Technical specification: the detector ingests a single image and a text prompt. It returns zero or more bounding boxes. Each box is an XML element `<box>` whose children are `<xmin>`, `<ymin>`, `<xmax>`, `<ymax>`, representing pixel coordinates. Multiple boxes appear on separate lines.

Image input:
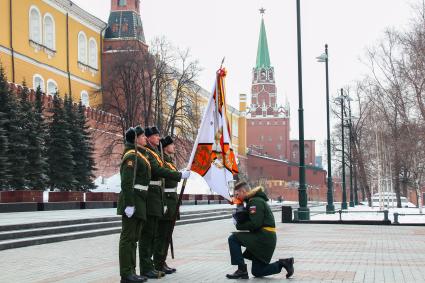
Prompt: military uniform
<box><xmin>227</xmin><ymin>186</ymin><xmax>294</xmax><ymax>279</ymax></box>
<box><xmin>139</xmin><ymin>142</ymin><xmax>182</xmax><ymax>276</ymax></box>
<box><xmin>118</xmin><ymin>143</ymin><xmax>151</xmax><ymax>281</ymax></box>
<box><xmin>153</xmin><ymin>152</ymin><xmax>179</xmax><ymax>272</ymax></box>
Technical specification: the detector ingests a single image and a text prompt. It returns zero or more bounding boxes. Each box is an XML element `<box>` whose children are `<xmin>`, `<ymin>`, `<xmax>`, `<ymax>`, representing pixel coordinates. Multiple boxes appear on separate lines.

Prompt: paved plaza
<box><xmin>1</xmin><ymin>212</ymin><xmax>425</xmax><ymax>283</ymax></box>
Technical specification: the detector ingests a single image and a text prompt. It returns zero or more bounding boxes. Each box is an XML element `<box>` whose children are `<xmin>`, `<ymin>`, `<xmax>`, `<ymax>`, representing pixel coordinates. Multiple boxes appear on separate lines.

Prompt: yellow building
<box><xmin>0</xmin><ymin>0</ymin><xmax>106</xmax><ymax>107</ymax></box>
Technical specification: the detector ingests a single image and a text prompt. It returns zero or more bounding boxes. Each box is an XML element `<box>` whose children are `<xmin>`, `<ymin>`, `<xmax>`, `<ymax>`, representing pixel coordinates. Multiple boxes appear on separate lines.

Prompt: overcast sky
<box><xmin>73</xmin><ymin>0</ymin><xmax>418</xmax><ymax>154</ymax></box>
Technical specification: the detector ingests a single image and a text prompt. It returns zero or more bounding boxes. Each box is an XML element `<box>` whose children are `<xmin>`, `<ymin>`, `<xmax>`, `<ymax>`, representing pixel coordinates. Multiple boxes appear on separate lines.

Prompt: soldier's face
<box><xmin>137</xmin><ymin>134</ymin><xmax>147</xmax><ymax>146</ymax></box>
<box><xmin>164</xmin><ymin>143</ymin><xmax>175</xmax><ymax>154</ymax></box>
<box><xmin>148</xmin><ymin>134</ymin><xmax>160</xmax><ymax>146</ymax></box>
<box><xmin>234</xmin><ymin>188</ymin><xmax>247</xmax><ymax>201</ymax></box>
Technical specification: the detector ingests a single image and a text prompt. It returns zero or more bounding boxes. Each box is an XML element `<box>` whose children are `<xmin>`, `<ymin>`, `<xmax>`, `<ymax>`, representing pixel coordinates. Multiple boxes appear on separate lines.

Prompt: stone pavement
<box><xmin>1</xmin><ymin>214</ymin><xmax>424</xmax><ymax>283</ymax></box>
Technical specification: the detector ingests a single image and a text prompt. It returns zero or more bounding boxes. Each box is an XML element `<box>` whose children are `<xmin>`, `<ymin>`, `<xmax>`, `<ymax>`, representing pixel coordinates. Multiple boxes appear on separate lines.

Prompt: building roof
<box><xmin>51</xmin><ymin>0</ymin><xmax>107</xmax><ymax>31</ymax></box>
<box><xmin>104</xmin><ymin>11</ymin><xmax>145</xmax><ymax>42</ymax></box>
<box><xmin>255</xmin><ymin>17</ymin><xmax>271</xmax><ymax>69</ymax></box>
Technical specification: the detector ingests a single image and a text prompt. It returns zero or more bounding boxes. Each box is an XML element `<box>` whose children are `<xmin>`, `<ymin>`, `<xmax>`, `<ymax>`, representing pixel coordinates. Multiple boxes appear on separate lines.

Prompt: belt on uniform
<box><xmin>164</xmin><ymin>187</ymin><xmax>177</xmax><ymax>193</ymax></box>
<box><xmin>134</xmin><ymin>184</ymin><xmax>148</xmax><ymax>191</ymax></box>
<box><xmin>149</xmin><ymin>180</ymin><xmax>162</xmax><ymax>186</ymax></box>
<box><xmin>262</xmin><ymin>226</ymin><xmax>276</xmax><ymax>233</ymax></box>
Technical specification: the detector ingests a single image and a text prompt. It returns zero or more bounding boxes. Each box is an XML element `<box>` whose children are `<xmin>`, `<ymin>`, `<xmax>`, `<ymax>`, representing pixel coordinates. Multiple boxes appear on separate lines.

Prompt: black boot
<box><xmin>120</xmin><ymin>274</ymin><xmax>146</xmax><ymax>283</ymax></box>
<box><xmin>226</xmin><ymin>264</ymin><xmax>249</xmax><ymax>279</ymax></box>
<box><xmin>143</xmin><ymin>269</ymin><xmax>165</xmax><ymax>279</ymax></box>
<box><xmin>278</xmin><ymin>257</ymin><xmax>294</xmax><ymax>279</ymax></box>
<box><xmin>159</xmin><ymin>262</ymin><xmax>176</xmax><ymax>274</ymax></box>
<box><xmin>164</xmin><ymin>262</ymin><xmax>176</xmax><ymax>273</ymax></box>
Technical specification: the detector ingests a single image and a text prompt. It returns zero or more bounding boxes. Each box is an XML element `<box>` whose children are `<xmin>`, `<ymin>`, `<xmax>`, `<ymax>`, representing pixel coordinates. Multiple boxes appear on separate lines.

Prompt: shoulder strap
<box><xmin>122</xmin><ymin>150</ymin><xmax>151</xmax><ymax>170</ymax></box>
<box><xmin>165</xmin><ymin>161</ymin><xmax>177</xmax><ymax>171</ymax></box>
<box><xmin>145</xmin><ymin>147</ymin><xmax>164</xmax><ymax>167</ymax></box>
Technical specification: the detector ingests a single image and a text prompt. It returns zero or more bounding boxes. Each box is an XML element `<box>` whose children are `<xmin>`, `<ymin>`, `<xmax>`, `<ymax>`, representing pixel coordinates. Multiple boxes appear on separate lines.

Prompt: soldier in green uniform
<box><xmin>139</xmin><ymin>127</ymin><xmax>191</xmax><ymax>278</ymax></box>
<box><xmin>226</xmin><ymin>182</ymin><xmax>295</xmax><ymax>280</ymax></box>
<box><xmin>153</xmin><ymin>135</ymin><xmax>179</xmax><ymax>274</ymax></box>
<box><xmin>118</xmin><ymin>126</ymin><xmax>150</xmax><ymax>283</ymax></box>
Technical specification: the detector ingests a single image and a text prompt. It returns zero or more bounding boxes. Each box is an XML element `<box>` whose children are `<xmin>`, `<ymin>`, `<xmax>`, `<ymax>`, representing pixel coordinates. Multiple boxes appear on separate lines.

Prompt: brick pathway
<box><xmin>1</xmin><ymin>215</ymin><xmax>424</xmax><ymax>282</ymax></box>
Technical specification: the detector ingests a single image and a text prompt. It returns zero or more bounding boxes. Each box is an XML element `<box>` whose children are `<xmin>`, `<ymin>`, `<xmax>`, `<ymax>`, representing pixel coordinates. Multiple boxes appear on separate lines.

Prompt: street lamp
<box><xmin>296</xmin><ymin>0</ymin><xmax>310</xmax><ymax>220</ymax></box>
<box><xmin>316</xmin><ymin>44</ymin><xmax>335</xmax><ymax>214</ymax></box>
<box><xmin>337</xmin><ymin>88</ymin><xmax>348</xmax><ymax>209</ymax></box>
<box><xmin>346</xmin><ymin>96</ymin><xmax>355</xmax><ymax>207</ymax></box>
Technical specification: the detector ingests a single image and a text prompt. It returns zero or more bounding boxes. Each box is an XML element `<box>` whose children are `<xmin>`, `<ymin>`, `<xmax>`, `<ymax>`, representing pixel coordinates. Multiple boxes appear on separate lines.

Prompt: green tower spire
<box><xmin>256</xmin><ymin>11</ymin><xmax>271</xmax><ymax>69</ymax></box>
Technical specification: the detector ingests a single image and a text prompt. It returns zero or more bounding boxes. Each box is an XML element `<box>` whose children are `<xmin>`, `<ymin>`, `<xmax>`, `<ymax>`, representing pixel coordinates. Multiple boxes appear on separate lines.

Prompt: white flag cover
<box><xmin>187</xmin><ymin>68</ymin><xmax>239</xmax><ymax>201</ymax></box>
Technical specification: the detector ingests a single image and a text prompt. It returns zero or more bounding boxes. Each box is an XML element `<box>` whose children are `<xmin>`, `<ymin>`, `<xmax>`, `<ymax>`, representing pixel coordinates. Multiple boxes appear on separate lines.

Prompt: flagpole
<box><xmin>187</xmin><ymin>58</ymin><xmax>225</xmax><ymax>168</ymax></box>
<box><xmin>163</xmin><ymin>62</ymin><xmax>225</xmax><ymax>263</ymax></box>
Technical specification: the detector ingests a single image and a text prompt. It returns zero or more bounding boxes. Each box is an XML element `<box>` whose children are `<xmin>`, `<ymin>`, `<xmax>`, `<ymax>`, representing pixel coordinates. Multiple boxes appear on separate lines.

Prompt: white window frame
<box><xmin>29</xmin><ymin>6</ymin><xmax>42</xmax><ymax>44</ymax></box>
<box><xmin>43</xmin><ymin>13</ymin><xmax>56</xmax><ymax>51</ymax></box>
<box><xmin>80</xmin><ymin>91</ymin><xmax>90</xmax><ymax>107</ymax></box>
<box><xmin>88</xmin><ymin>38</ymin><xmax>98</xmax><ymax>69</ymax></box>
<box><xmin>33</xmin><ymin>74</ymin><xmax>45</xmax><ymax>92</ymax></box>
<box><xmin>46</xmin><ymin>79</ymin><xmax>58</xmax><ymax>96</ymax></box>
<box><xmin>78</xmin><ymin>31</ymin><xmax>88</xmax><ymax>64</ymax></box>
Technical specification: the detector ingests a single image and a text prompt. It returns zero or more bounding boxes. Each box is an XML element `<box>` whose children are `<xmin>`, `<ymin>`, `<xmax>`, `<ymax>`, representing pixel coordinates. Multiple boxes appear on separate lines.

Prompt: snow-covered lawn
<box><xmin>310</xmin><ymin>204</ymin><xmax>425</xmax><ymax>224</ymax></box>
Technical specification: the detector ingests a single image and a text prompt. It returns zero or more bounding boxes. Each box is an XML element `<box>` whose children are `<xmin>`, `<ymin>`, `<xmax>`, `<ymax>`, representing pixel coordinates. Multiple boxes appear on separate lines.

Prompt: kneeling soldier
<box><xmin>226</xmin><ymin>182</ymin><xmax>294</xmax><ymax>279</ymax></box>
<box><xmin>118</xmin><ymin>126</ymin><xmax>150</xmax><ymax>283</ymax></box>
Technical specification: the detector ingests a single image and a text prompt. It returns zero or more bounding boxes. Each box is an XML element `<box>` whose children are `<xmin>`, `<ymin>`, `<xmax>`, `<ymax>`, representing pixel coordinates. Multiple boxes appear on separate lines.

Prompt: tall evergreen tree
<box><xmin>0</xmin><ymin>65</ymin><xmax>11</xmax><ymax>189</ymax></box>
<box><xmin>20</xmin><ymin>85</ymin><xmax>49</xmax><ymax>190</ymax></box>
<box><xmin>64</xmin><ymin>95</ymin><xmax>95</xmax><ymax>191</ymax></box>
<box><xmin>0</xmin><ymin>68</ymin><xmax>28</xmax><ymax>189</ymax></box>
<box><xmin>46</xmin><ymin>94</ymin><xmax>76</xmax><ymax>190</ymax></box>
<box><xmin>76</xmin><ymin>100</ymin><xmax>96</xmax><ymax>190</ymax></box>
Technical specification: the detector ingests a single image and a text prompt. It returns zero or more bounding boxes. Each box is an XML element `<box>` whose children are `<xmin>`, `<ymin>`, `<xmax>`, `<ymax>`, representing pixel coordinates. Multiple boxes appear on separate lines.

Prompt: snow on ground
<box><xmin>311</xmin><ymin>204</ymin><xmax>425</xmax><ymax>224</ymax></box>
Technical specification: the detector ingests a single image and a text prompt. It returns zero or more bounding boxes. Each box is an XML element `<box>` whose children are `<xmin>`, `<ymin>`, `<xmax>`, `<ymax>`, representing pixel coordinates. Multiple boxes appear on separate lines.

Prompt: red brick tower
<box><xmin>246</xmin><ymin>9</ymin><xmax>290</xmax><ymax>160</ymax></box>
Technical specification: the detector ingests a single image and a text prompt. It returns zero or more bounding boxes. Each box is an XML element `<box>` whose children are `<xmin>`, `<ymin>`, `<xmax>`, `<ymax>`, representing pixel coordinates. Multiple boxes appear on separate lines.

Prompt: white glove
<box><xmin>125</xmin><ymin>206</ymin><xmax>135</xmax><ymax>218</ymax></box>
<box><xmin>180</xmin><ymin>169</ymin><xmax>191</xmax><ymax>179</ymax></box>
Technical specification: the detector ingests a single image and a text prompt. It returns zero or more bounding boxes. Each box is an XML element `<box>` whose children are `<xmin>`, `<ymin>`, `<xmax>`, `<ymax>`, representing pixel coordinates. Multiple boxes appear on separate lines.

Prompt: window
<box><xmin>47</xmin><ymin>79</ymin><xmax>58</xmax><ymax>96</ymax></box>
<box><xmin>279</xmin><ymin>135</ymin><xmax>283</xmax><ymax>141</ymax></box>
<box><xmin>29</xmin><ymin>6</ymin><xmax>42</xmax><ymax>43</ymax></box>
<box><xmin>88</xmin><ymin>38</ymin><xmax>98</xmax><ymax>69</ymax></box>
<box><xmin>260</xmin><ymin>135</ymin><xmax>264</xmax><ymax>142</ymax></box>
<box><xmin>78</xmin><ymin>31</ymin><xmax>87</xmax><ymax>64</ymax></box>
<box><xmin>118</xmin><ymin>0</ymin><xmax>127</xmax><ymax>6</ymax></box>
<box><xmin>288</xmin><ymin>167</ymin><xmax>292</xmax><ymax>176</ymax></box>
<box><xmin>232</xmin><ymin>118</ymin><xmax>238</xmax><ymax>137</ymax></box>
<box><xmin>268</xmin><ymin>136</ymin><xmax>272</xmax><ymax>142</ymax></box>
<box><xmin>81</xmin><ymin>91</ymin><xmax>89</xmax><ymax>107</ymax></box>
<box><xmin>277</xmin><ymin>144</ymin><xmax>282</xmax><ymax>151</ymax></box>
<box><xmin>43</xmin><ymin>14</ymin><xmax>55</xmax><ymax>50</ymax></box>
<box><xmin>33</xmin><ymin>74</ymin><xmax>45</xmax><ymax>92</ymax></box>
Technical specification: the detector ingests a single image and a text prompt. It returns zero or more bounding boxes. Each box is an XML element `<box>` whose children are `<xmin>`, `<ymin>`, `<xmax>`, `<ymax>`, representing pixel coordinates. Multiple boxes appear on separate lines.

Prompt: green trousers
<box><xmin>153</xmin><ymin>219</ymin><xmax>174</xmax><ymax>269</ymax></box>
<box><xmin>139</xmin><ymin>215</ymin><xmax>159</xmax><ymax>274</ymax></box>
<box><xmin>119</xmin><ymin>216</ymin><xmax>144</xmax><ymax>277</ymax></box>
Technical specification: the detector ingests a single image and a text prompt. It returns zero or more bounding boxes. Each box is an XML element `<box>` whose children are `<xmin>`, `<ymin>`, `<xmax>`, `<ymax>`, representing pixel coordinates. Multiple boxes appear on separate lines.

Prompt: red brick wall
<box><xmin>247</xmin><ymin>117</ymin><xmax>290</xmax><ymax>160</ymax></box>
<box><xmin>247</xmin><ymin>154</ymin><xmax>326</xmax><ymax>187</ymax></box>
<box><xmin>289</xmin><ymin>140</ymin><xmax>316</xmax><ymax>166</ymax></box>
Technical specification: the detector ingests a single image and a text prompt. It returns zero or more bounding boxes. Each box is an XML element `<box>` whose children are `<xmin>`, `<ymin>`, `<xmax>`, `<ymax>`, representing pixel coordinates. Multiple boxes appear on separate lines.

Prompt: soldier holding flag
<box><xmin>139</xmin><ymin>126</ymin><xmax>190</xmax><ymax>278</ymax></box>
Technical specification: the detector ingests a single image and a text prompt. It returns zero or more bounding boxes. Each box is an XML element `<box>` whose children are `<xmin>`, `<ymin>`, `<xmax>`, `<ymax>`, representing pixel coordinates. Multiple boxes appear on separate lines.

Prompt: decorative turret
<box><xmin>250</xmin><ymin>9</ymin><xmax>288</xmax><ymax>118</ymax></box>
<box><xmin>104</xmin><ymin>0</ymin><xmax>145</xmax><ymax>43</ymax></box>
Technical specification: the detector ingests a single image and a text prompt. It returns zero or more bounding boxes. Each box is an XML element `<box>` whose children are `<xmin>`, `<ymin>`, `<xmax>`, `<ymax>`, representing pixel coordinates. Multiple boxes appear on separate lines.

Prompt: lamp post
<box><xmin>347</xmin><ymin>96</ymin><xmax>355</xmax><ymax>207</ymax></box>
<box><xmin>296</xmin><ymin>0</ymin><xmax>309</xmax><ymax>220</ymax></box>
<box><xmin>317</xmin><ymin>44</ymin><xmax>335</xmax><ymax>214</ymax></box>
<box><xmin>339</xmin><ymin>88</ymin><xmax>348</xmax><ymax>209</ymax></box>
